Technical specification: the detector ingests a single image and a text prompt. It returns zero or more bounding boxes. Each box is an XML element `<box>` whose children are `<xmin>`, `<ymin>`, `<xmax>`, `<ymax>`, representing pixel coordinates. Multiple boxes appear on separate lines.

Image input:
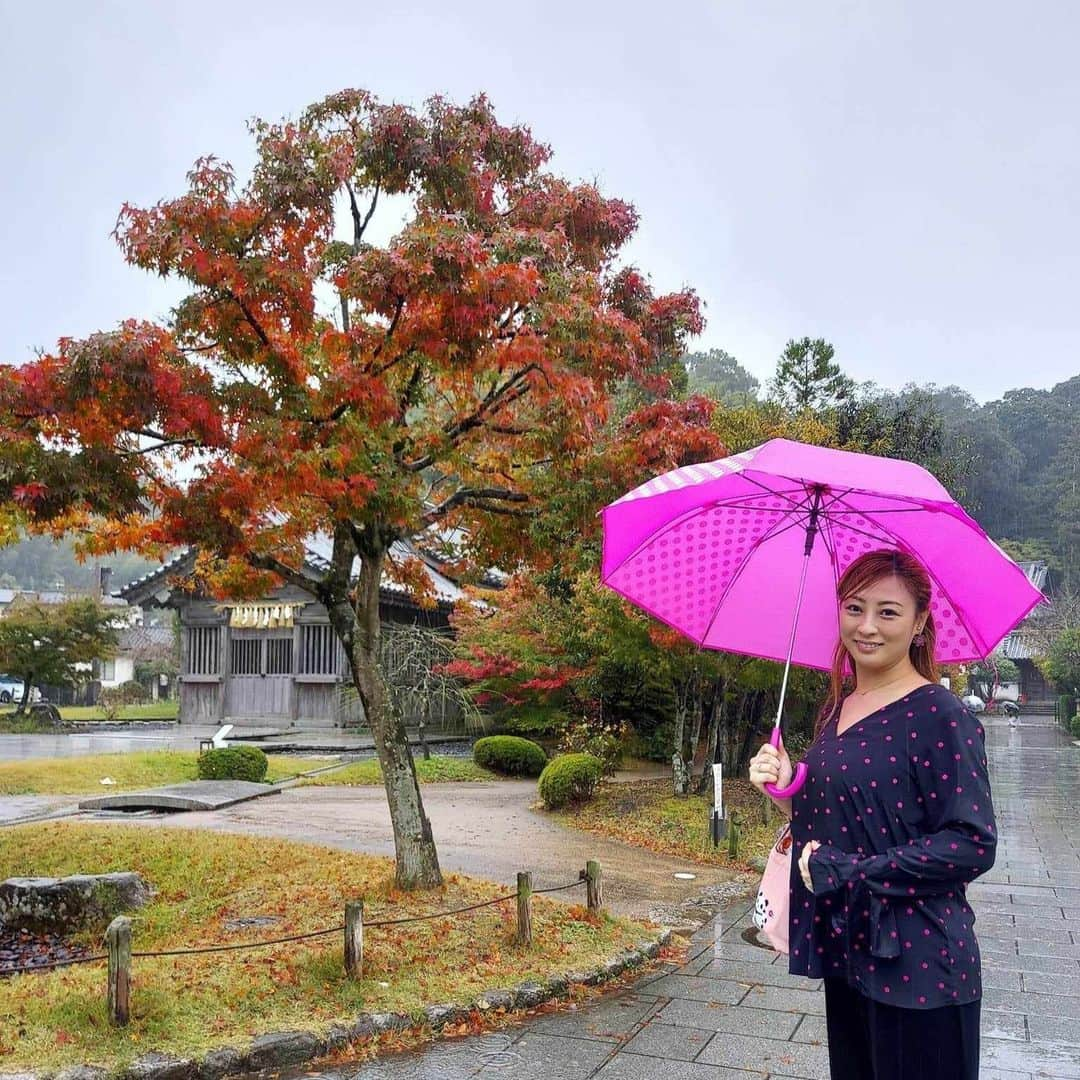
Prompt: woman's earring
<box><xmin>912</xmin><ymin>632</ymin><xmax>926</xmax><ymax>648</ymax></box>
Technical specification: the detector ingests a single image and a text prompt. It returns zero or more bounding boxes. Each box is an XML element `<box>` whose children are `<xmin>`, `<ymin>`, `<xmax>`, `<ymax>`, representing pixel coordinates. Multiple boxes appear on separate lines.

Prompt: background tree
<box><xmin>966</xmin><ymin>655</ymin><xmax>1021</xmax><ymax>701</ymax></box>
<box><xmin>683</xmin><ymin>348</ymin><xmax>760</xmax><ymax>404</ymax></box>
<box><xmin>0</xmin><ymin>598</ymin><xmax>118</xmax><ymax>712</ymax></box>
<box><xmin>0</xmin><ymin>90</ymin><xmax>703</xmax><ymax>889</ymax></box>
<box><xmin>1042</xmin><ymin>627</ymin><xmax>1080</xmax><ymax>698</ymax></box>
<box><xmin>767</xmin><ymin>337</ymin><xmax>854</xmax><ymax>411</ymax></box>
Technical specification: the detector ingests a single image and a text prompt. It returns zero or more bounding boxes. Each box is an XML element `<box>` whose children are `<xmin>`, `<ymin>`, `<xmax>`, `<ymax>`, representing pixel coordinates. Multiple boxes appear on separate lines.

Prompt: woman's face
<box><xmin>839</xmin><ymin>574</ymin><xmax>925</xmax><ymax>675</ymax></box>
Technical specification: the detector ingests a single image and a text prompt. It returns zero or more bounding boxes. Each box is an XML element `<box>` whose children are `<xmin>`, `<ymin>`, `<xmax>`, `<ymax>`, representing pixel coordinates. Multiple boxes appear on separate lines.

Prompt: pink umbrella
<box><xmin>601</xmin><ymin>438</ymin><xmax>1045</xmax><ymax>797</ymax></box>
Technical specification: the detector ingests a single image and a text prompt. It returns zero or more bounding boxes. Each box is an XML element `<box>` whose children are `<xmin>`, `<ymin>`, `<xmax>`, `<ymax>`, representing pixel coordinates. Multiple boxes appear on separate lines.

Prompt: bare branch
<box><xmin>403</xmin><ymin>369</ymin><xmax>538</xmax><ymax>473</ymax></box>
<box><xmin>371</xmin><ymin>294</ymin><xmax>406</xmax><ymax>367</ymax></box>
<box><xmin>423</xmin><ymin>485</ymin><xmax>530</xmax><ymax>523</ymax></box>
<box><xmin>120</xmin><ymin>438</ymin><xmax>199</xmax><ymax>457</ymax></box>
<box><xmin>347</xmin><ymin>179</ymin><xmax>380</xmax><ymax>252</ymax></box>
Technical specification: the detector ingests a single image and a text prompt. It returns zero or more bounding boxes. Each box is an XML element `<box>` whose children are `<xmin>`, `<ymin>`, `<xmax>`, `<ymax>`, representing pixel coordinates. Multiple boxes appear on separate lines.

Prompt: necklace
<box><xmin>850</xmin><ymin>671</ymin><xmax>914</xmax><ymax>698</ymax></box>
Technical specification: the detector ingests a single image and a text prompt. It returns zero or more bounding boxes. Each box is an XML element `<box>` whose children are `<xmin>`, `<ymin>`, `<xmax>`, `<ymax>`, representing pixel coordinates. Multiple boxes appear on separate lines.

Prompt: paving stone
<box><xmin>1026</xmin><ymin>1011</ymin><xmax>1080</xmax><ymax>1046</ymax></box>
<box><xmin>651</xmin><ymin>999</ymin><xmax>801</xmax><ymax>1039</ymax></box>
<box><xmin>981</xmin><ymin>1009</ymin><xmax>1028</xmax><ymax>1042</ymax></box>
<box><xmin>620</xmin><ymin>1021</ymin><xmax>714</xmax><ymax>1061</ymax></box>
<box><xmin>476</xmin><ymin>1031</ymin><xmax>613</xmax><ymax>1079</ymax></box>
<box><xmin>352</xmin><ymin>1039</ymin><xmax>482</xmax><ymax>1079</ymax></box>
<box><xmin>697</xmin><ymin>1031</ymin><xmax>831</xmax><ymax>1078</ymax></box>
<box><xmin>1009</xmin><ymin>917</ymin><xmax>1077</xmax><ymax>941</ymax></box>
<box><xmin>983</xmin><ymin>967</ymin><xmax>1024</xmax><ymax>991</ymax></box>
<box><xmin>1020</xmin><ymin>970</ymin><xmax>1080</xmax><ymax>996</ymax></box>
<box><xmin>790</xmin><ymin>1014</ymin><xmax>828</xmax><ymax>1045</ymax></box>
<box><xmin>694</xmin><ymin>958</ymin><xmax>822</xmax><ymax>991</ymax></box>
<box><xmin>983</xmin><ymin>986</ymin><xmax>1080</xmax><ymax>1018</ymax></box>
<box><xmin>525</xmin><ymin>993</ymin><xmax>659</xmax><ymax>1042</ymax></box>
<box><xmin>998</xmin><ymin>952</ymin><xmax>1080</xmax><ymax>975</ymax></box>
<box><xmin>643</xmin><ymin>974</ymin><xmax>751</xmax><ymax>1005</ymax></box>
<box><xmin>982</xmin><ymin>1035</ymin><xmax>1080</xmax><ymax>1079</ymax></box>
<box><xmin>1017</xmin><ymin>939</ymin><xmax>1080</xmax><ymax>959</ymax></box>
<box><xmin>595</xmin><ymin>1054</ymin><xmax>758</xmax><ymax>1079</ymax></box>
<box><xmin>736</xmin><ymin>983</ymin><xmax>827</xmax><ymax>1016</ymax></box>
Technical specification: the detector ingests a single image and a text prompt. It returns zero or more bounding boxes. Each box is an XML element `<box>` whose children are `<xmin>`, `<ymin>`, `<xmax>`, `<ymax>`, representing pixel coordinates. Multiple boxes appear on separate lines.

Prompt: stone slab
<box><xmin>78</xmin><ymin>780</ymin><xmax>281</xmax><ymax>812</ymax></box>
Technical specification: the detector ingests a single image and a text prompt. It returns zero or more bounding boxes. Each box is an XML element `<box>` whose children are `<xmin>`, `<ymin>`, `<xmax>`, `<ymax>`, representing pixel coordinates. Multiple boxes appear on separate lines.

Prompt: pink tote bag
<box><xmin>752</xmin><ymin>823</ymin><xmax>793</xmax><ymax>954</ymax></box>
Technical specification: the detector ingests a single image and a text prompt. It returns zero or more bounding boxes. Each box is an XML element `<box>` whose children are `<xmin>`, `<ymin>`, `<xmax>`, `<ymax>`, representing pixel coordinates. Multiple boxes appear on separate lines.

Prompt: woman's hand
<box><xmin>798</xmin><ymin>841</ymin><xmax>822</xmax><ymax>890</ymax></box>
<box><xmin>748</xmin><ymin>736</ymin><xmax>793</xmax><ymax>796</ymax></box>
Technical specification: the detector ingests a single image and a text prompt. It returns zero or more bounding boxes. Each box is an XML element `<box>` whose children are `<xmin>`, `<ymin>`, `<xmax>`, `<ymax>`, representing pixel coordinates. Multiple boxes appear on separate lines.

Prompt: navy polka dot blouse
<box><xmin>789</xmin><ymin>684</ymin><xmax>996</xmax><ymax>1009</ymax></box>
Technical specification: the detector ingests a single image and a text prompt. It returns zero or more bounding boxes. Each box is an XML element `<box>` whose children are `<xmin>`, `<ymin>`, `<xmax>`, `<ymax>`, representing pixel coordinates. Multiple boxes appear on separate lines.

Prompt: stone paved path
<box><xmin>293</xmin><ymin>713</ymin><xmax>1080</xmax><ymax>1079</ymax></box>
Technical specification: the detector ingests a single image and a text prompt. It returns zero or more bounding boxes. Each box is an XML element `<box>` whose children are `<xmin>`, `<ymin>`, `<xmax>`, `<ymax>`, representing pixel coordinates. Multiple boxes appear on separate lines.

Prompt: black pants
<box><xmin>823</xmin><ymin>977</ymin><xmax>981</xmax><ymax>1080</ymax></box>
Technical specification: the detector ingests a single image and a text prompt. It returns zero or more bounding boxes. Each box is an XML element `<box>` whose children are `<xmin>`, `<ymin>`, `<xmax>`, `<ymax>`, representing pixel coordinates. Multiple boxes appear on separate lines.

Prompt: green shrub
<box><xmin>115</xmin><ymin>680</ymin><xmax>150</xmax><ymax>705</ymax></box>
<box><xmin>537</xmin><ymin>752</ymin><xmax>603</xmax><ymax>809</ymax></box>
<box><xmin>473</xmin><ymin>735</ymin><xmax>547</xmax><ymax>777</ymax></box>
<box><xmin>1070</xmin><ymin>713</ymin><xmax>1080</xmax><ymax>739</ymax></box>
<box><xmin>496</xmin><ymin>705</ymin><xmax>569</xmax><ymax>737</ymax></box>
<box><xmin>197</xmin><ymin>745</ymin><xmax>269</xmax><ymax>782</ymax></box>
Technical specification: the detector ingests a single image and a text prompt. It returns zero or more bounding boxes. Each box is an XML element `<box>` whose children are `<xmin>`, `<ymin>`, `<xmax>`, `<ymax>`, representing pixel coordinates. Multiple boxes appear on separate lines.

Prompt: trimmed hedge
<box><xmin>473</xmin><ymin>735</ymin><xmax>548</xmax><ymax>777</ymax></box>
<box><xmin>197</xmin><ymin>745</ymin><xmax>269</xmax><ymax>783</ymax></box>
<box><xmin>537</xmin><ymin>752</ymin><xmax>603</xmax><ymax>809</ymax></box>
<box><xmin>1071</xmin><ymin>713</ymin><xmax>1080</xmax><ymax>739</ymax></box>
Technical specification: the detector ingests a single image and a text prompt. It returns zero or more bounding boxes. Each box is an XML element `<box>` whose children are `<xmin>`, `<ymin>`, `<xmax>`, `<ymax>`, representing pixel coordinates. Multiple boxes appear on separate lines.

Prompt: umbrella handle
<box><xmin>764</xmin><ymin>727</ymin><xmax>808</xmax><ymax>798</ymax></box>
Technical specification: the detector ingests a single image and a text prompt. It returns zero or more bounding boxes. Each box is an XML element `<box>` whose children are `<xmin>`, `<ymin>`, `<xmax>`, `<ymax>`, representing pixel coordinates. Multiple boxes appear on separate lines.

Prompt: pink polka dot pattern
<box><xmin>606</xmin><ymin>494</ymin><xmax>789</xmax><ymax>641</ymax></box>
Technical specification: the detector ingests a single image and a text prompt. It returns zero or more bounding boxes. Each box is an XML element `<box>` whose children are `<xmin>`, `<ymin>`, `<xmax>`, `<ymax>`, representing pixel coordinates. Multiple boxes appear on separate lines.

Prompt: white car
<box><xmin>961</xmin><ymin>694</ymin><xmax>986</xmax><ymax>713</ymax></box>
<box><xmin>0</xmin><ymin>675</ymin><xmax>40</xmax><ymax>705</ymax></box>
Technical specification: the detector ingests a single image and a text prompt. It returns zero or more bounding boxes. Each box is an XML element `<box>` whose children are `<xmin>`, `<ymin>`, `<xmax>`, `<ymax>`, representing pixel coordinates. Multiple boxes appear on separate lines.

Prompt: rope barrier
<box><xmin>0</xmin><ymin>875</ymin><xmax>587</xmax><ymax>976</ymax></box>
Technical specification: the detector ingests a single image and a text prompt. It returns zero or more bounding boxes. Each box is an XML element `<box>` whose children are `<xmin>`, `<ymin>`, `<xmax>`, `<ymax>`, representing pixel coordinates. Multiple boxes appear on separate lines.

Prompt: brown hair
<box><xmin>816</xmin><ymin>548</ymin><xmax>939</xmax><ymax>736</ymax></box>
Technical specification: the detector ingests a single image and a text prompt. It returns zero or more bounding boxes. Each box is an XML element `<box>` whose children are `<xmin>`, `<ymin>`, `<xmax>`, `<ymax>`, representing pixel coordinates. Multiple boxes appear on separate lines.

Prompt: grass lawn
<box><xmin>555</xmin><ymin>777</ymin><xmax>780</xmax><ymax>871</ymax></box>
<box><xmin>0</xmin><ymin>702</ymin><xmax>180</xmax><ymax>733</ymax></box>
<box><xmin>0</xmin><ymin>823</ymin><xmax>654</xmax><ymax>1071</ymax></box>
<box><xmin>60</xmin><ymin>702</ymin><xmax>180</xmax><ymax>722</ymax></box>
<box><xmin>0</xmin><ymin>750</ymin><xmax>335</xmax><ymax>795</ymax></box>
<box><xmin>301</xmin><ymin>755</ymin><xmax>495</xmax><ymax>787</ymax></box>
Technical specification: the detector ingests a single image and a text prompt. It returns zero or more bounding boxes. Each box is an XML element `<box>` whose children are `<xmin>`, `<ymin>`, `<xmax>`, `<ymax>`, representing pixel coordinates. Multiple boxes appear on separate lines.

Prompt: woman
<box><xmin>749</xmin><ymin>549</ymin><xmax>996</xmax><ymax>1080</ymax></box>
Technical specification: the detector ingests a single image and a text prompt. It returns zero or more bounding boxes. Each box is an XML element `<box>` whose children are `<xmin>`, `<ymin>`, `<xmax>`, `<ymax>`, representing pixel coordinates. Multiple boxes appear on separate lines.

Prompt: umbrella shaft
<box><xmin>773</xmin><ymin>548</ymin><xmax>813</xmax><ymax>731</ymax></box>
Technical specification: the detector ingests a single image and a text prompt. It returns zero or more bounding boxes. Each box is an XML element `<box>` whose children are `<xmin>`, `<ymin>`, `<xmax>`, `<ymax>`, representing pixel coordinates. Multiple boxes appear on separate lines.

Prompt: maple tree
<box><xmin>0</xmin><ymin>90</ymin><xmax>704</xmax><ymax>888</ymax></box>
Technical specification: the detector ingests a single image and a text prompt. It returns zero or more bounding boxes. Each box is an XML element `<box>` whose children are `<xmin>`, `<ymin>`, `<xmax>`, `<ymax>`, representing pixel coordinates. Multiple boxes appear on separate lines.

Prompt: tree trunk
<box><xmin>671</xmin><ymin>696</ymin><xmax>688</xmax><ymax>797</ymax></box>
<box><xmin>688</xmin><ymin>682</ymin><xmax>705</xmax><ymax>770</ymax></box>
<box><xmin>696</xmin><ymin>679</ymin><xmax>724</xmax><ymax>796</ymax></box>
<box><xmin>334</xmin><ymin>540</ymin><xmax>442</xmax><ymax>890</ymax></box>
<box><xmin>14</xmin><ymin>677</ymin><xmax>32</xmax><ymax>717</ymax></box>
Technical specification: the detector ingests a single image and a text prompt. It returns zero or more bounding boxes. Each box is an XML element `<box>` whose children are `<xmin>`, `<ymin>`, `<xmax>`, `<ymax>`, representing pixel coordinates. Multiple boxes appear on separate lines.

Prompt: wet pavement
<box><xmin>282</xmin><ymin>713</ymin><xmax>1080</xmax><ymax>1079</ymax></box>
<box><xmin>0</xmin><ymin>723</ymin><xmax>469</xmax><ymax>761</ymax></box>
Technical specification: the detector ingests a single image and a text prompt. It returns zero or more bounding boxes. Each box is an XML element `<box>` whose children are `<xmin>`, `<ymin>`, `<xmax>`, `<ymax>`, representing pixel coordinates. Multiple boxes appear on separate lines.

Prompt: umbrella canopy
<box><xmin>601</xmin><ymin>438</ymin><xmax>1044</xmax><ymax>671</ymax></box>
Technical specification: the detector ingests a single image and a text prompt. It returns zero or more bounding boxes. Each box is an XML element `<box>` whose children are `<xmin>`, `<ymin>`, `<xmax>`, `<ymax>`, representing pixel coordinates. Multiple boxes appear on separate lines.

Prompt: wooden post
<box><xmin>516</xmin><ymin>872</ymin><xmax>533</xmax><ymax>946</ymax></box>
<box><xmin>106</xmin><ymin>916</ymin><xmax>131</xmax><ymax>1026</ymax></box>
<box><xmin>345</xmin><ymin>900</ymin><xmax>364</xmax><ymax>978</ymax></box>
<box><xmin>585</xmin><ymin>860</ymin><xmax>603</xmax><ymax>914</ymax></box>
<box><xmin>727</xmin><ymin>811</ymin><xmax>741</xmax><ymax>859</ymax></box>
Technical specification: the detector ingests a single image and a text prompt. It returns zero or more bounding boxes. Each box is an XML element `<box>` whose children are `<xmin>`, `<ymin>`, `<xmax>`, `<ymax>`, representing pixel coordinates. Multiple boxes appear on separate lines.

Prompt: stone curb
<box><xmin>3</xmin><ymin>930</ymin><xmax>672</xmax><ymax>1080</ymax></box>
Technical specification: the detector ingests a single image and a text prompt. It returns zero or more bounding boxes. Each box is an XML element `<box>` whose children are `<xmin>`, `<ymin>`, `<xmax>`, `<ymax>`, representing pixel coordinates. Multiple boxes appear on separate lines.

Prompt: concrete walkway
<box><xmin>293</xmin><ymin>713</ymin><xmax>1080</xmax><ymax>1079</ymax></box>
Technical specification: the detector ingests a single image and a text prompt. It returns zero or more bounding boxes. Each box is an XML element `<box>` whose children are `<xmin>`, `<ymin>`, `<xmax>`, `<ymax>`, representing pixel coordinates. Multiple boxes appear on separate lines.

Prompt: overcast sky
<box><xmin>3</xmin><ymin>0</ymin><xmax>1077</xmax><ymax>403</ymax></box>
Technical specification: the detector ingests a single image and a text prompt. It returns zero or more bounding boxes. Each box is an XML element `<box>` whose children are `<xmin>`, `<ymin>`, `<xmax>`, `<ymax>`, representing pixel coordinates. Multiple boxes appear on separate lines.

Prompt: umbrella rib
<box><xmin>826</xmin><ymin>495</ymin><xmax>991</xmax><ymax>658</ymax></box>
<box><xmin>698</xmin><ymin>488</ymin><xmax>817</xmax><ymax>646</ymax></box>
<box><xmin>740</xmin><ymin>473</ymin><xmax>809</xmax><ymax>509</ymax></box>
